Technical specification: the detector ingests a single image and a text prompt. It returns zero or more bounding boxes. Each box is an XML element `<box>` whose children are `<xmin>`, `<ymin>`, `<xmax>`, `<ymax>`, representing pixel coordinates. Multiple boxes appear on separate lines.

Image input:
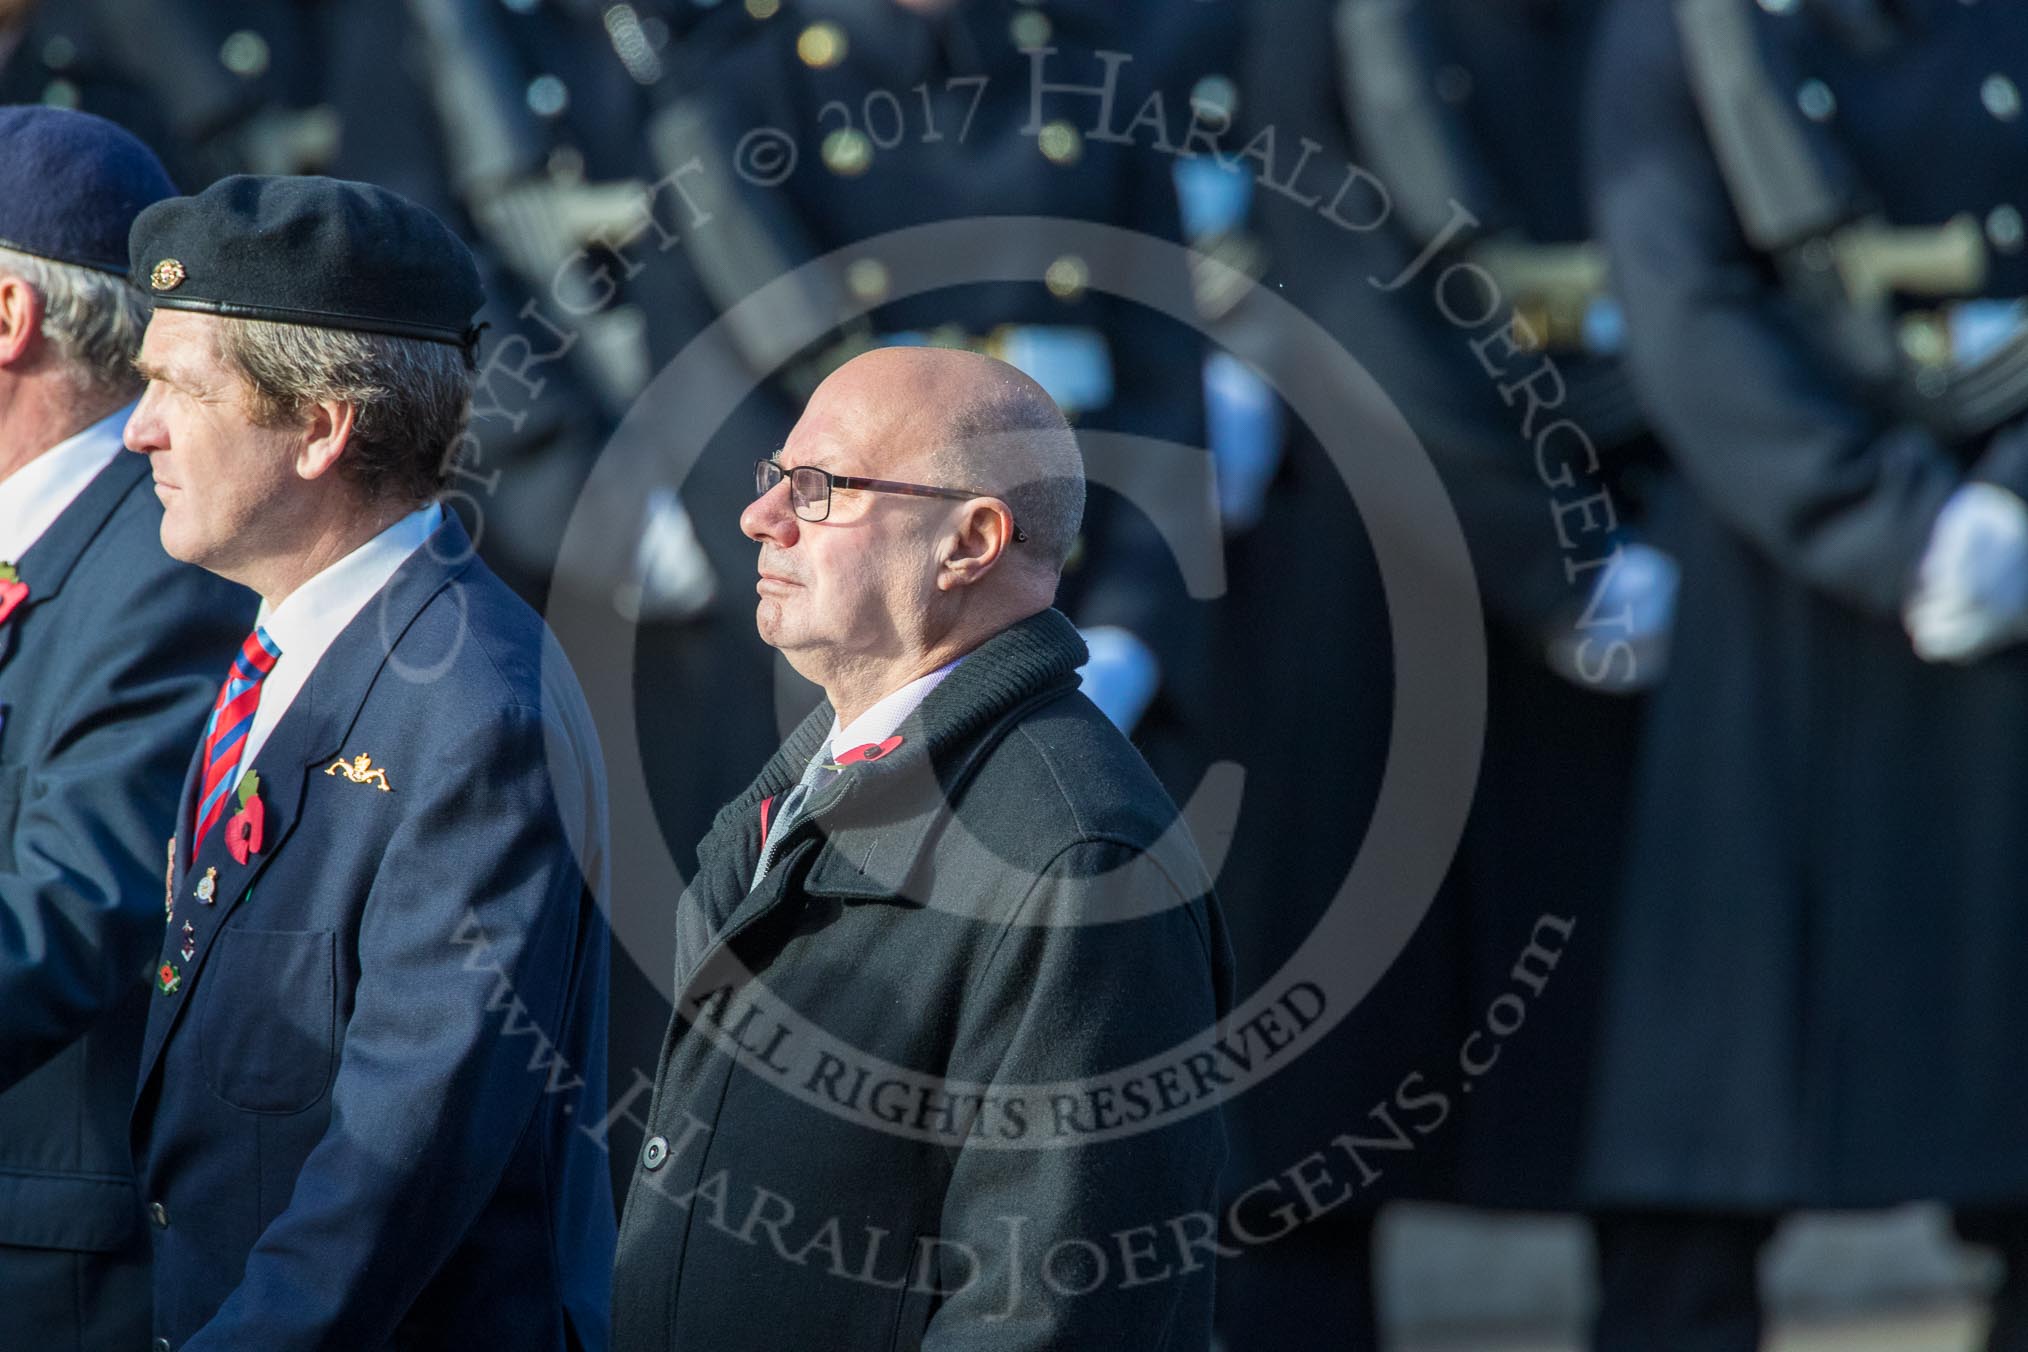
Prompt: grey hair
<box><xmin>216</xmin><ymin>318</ymin><xmax>475</xmax><ymax>506</ymax></box>
<box><xmin>938</xmin><ymin>379</ymin><xmax>1086</xmax><ymax>574</ymax></box>
<box><xmin>0</xmin><ymin>245</ymin><xmax>150</xmax><ymax>400</ymax></box>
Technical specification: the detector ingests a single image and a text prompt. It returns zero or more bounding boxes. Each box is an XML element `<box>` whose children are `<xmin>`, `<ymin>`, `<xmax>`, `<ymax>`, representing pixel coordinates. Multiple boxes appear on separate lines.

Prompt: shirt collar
<box><xmin>0</xmin><ymin>404</ymin><xmax>131</xmax><ymax>562</ymax></box>
<box><xmin>257</xmin><ymin>502</ymin><xmax>443</xmax><ymax>664</ymax></box>
<box><xmin>823</xmin><ymin>655</ymin><xmax>964</xmax><ymax>764</ymax></box>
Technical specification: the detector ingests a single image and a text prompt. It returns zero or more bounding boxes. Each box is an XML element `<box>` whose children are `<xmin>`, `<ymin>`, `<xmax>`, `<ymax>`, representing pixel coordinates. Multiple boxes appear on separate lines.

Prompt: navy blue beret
<box><xmin>128</xmin><ymin>175</ymin><xmax>485</xmax><ymax>350</ymax></box>
<box><xmin>0</xmin><ymin>106</ymin><xmax>176</xmax><ymax>275</ymax></box>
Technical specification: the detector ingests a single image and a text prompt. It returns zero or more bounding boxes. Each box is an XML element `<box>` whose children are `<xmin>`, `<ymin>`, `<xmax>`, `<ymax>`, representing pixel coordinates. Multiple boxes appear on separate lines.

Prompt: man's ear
<box><xmin>0</xmin><ymin>274</ymin><xmax>47</xmax><ymax>371</ymax></box>
<box><xmin>935</xmin><ymin>498</ymin><xmax>1017</xmax><ymax>591</ymax></box>
<box><xmin>294</xmin><ymin>398</ymin><xmax>359</xmax><ymax>483</ymax></box>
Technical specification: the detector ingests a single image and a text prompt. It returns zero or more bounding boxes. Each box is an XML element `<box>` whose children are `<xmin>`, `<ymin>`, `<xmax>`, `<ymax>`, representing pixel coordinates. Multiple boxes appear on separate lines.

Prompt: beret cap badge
<box><xmin>149</xmin><ymin>258</ymin><xmax>186</xmax><ymax>291</ymax></box>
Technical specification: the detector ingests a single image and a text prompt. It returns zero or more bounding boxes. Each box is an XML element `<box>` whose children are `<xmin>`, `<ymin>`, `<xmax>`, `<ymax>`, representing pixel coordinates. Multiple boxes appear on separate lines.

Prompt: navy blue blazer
<box><xmin>130</xmin><ymin>511</ymin><xmax>615</xmax><ymax>1351</ymax></box>
<box><xmin>0</xmin><ymin>448</ymin><xmax>254</xmax><ymax>1344</ymax></box>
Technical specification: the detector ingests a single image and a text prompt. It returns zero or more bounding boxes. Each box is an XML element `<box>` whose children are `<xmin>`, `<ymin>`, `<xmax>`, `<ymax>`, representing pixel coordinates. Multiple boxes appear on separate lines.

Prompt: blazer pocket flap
<box><xmin>0</xmin><ymin>1169</ymin><xmax>139</xmax><ymax>1252</ymax></box>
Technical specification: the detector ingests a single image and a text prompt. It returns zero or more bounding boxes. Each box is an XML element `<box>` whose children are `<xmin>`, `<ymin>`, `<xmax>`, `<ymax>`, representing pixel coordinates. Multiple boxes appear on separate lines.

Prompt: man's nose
<box><xmin>123</xmin><ymin>390</ymin><xmax>164</xmax><ymax>454</ymax></box>
<box><xmin>741</xmin><ymin>480</ymin><xmax>801</xmax><ymax>546</ymax></box>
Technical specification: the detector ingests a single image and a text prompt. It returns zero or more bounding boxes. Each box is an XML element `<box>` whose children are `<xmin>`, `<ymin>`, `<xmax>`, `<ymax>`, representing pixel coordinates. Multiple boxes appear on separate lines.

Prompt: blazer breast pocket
<box><xmin>199</xmin><ymin>927</ymin><xmax>337</xmax><ymax>1114</ymax></box>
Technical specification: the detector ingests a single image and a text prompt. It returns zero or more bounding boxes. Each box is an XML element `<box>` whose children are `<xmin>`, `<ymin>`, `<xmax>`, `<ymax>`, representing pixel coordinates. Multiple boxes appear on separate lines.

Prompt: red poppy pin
<box><xmin>835</xmin><ymin>735</ymin><xmax>904</xmax><ymax>767</ymax></box>
<box><xmin>156</xmin><ymin>961</ymin><xmax>181</xmax><ymax>995</ymax></box>
<box><xmin>225</xmin><ymin>770</ymin><xmax>265</xmax><ymax>865</ymax></box>
<box><xmin>0</xmin><ymin>563</ymin><xmax>27</xmax><ymax>627</ymax></box>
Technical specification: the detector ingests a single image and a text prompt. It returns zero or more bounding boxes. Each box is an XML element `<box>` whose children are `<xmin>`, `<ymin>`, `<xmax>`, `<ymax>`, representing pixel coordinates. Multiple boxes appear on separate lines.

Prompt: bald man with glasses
<box><xmin>612</xmin><ymin>346</ymin><xmax>1232</xmax><ymax>1352</ymax></box>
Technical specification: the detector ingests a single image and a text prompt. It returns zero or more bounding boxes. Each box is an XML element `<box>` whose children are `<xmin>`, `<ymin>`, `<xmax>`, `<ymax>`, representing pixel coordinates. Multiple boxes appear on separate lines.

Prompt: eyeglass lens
<box><xmin>757</xmin><ymin>461</ymin><xmax>832</xmax><ymax>521</ymax></box>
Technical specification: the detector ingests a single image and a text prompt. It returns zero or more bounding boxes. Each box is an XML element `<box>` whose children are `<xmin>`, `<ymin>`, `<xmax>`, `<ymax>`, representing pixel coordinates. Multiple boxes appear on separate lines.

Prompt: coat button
<box><xmin>641</xmin><ymin>1134</ymin><xmax>669</xmax><ymax>1171</ymax></box>
<box><xmin>149</xmin><ymin>1201</ymin><xmax>169</xmax><ymax>1229</ymax></box>
<box><xmin>154</xmin><ymin>1339</ymin><xmax>172</xmax><ymax>1352</ymax></box>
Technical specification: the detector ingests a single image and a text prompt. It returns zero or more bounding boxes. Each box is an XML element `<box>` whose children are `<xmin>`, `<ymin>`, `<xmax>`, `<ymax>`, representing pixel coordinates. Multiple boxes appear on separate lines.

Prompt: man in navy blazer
<box><xmin>0</xmin><ymin>108</ymin><xmax>256</xmax><ymax>1352</ymax></box>
<box><xmin>123</xmin><ymin>174</ymin><xmax>614</xmax><ymax>1350</ymax></box>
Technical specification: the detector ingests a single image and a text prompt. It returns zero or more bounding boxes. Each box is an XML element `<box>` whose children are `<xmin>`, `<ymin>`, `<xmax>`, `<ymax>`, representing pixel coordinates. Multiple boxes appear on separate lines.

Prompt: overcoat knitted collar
<box><xmin>700</xmin><ymin>607</ymin><xmax>1091</xmax><ymax>913</ymax></box>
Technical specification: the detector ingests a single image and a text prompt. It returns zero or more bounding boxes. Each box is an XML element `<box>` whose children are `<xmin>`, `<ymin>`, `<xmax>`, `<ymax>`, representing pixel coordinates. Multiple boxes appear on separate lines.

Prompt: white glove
<box><xmin>1546</xmin><ymin>541</ymin><xmax>1680</xmax><ymax>694</ymax></box>
<box><xmin>1205</xmin><ymin>352</ymin><xmax>1284</xmax><ymax>536</ymax></box>
<box><xmin>613</xmin><ymin>487</ymin><xmax>717</xmax><ymax>624</ymax></box>
<box><xmin>1904</xmin><ymin>483</ymin><xmax>2028</xmax><ymax>664</ymax></box>
<box><xmin>1077</xmin><ymin>626</ymin><xmax>1162</xmax><ymax>734</ymax></box>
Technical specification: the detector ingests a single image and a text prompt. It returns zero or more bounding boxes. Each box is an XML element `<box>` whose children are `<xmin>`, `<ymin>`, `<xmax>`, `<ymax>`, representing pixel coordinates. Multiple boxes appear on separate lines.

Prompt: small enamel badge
<box><xmin>325</xmin><ymin>753</ymin><xmax>392</xmax><ymax>791</ymax></box>
<box><xmin>156</xmin><ymin>962</ymin><xmax>180</xmax><ymax>995</ymax></box>
<box><xmin>195</xmin><ymin>866</ymin><xmax>217</xmax><ymax>905</ymax></box>
<box><xmin>179</xmin><ymin>921</ymin><xmax>195</xmax><ymax>964</ymax></box>
<box><xmin>225</xmin><ymin>771</ymin><xmax>265</xmax><ymax>865</ymax></box>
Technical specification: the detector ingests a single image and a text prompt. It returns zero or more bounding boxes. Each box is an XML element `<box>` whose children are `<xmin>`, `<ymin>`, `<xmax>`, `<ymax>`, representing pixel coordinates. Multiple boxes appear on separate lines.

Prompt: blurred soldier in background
<box><xmin>0</xmin><ymin>0</ymin><xmax>185</xmax><ymax>173</ymax></box>
<box><xmin>15</xmin><ymin>0</ymin><xmax>714</xmax><ymax>613</ymax></box>
<box><xmin>1212</xmin><ymin>0</ymin><xmax>1673</xmax><ymax>1345</ymax></box>
<box><xmin>1584</xmin><ymin>0</ymin><xmax>2028</xmax><ymax>1347</ymax></box>
<box><xmin>380</xmin><ymin>0</ymin><xmax>716</xmax><ymax>615</ymax></box>
<box><xmin>595</xmin><ymin>0</ymin><xmax>1233</xmax><ymax>1188</ymax></box>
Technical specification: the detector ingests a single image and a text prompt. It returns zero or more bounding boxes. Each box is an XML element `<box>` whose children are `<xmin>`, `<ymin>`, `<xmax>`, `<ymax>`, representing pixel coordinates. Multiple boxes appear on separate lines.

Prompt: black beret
<box><xmin>0</xmin><ymin>106</ymin><xmax>176</xmax><ymax>274</ymax></box>
<box><xmin>128</xmin><ymin>175</ymin><xmax>485</xmax><ymax>350</ymax></box>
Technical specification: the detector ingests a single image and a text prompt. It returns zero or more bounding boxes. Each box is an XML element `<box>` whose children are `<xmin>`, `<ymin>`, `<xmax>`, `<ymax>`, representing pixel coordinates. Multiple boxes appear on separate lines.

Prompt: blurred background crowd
<box><xmin>7</xmin><ymin>0</ymin><xmax>2027</xmax><ymax>1346</ymax></box>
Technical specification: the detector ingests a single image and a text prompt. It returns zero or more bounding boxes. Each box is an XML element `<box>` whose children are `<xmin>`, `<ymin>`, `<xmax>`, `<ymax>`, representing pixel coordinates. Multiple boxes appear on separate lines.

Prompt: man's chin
<box><xmin>755</xmin><ymin>605</ymin><xmax>828</xmax><ymax>675</ymax></box>
<box><xmin>159</xmin><ymin>517</ymin><xmax>219</xmax><ymax>573</ymax></box>
<box><xmin>754</xmin><ymin>597</ymin><xmax>790</xmax><ymax>649</ymax></box>
<box><xmin>158</xmin><ymin>520</ymin><xmax>197</xmax><ymax>566</ymax></box>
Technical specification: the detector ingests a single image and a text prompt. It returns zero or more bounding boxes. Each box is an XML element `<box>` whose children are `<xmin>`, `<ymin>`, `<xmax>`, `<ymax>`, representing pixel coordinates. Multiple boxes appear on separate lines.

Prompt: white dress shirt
<box><xmin>821</xmin><ymin>656</ymin><xmax>963</xmax><ymax>767</ymax></box>
<box><xmin>0</xmin><ymin>406</ymin><xmax>131</xmax><ymax>562</ymax></box>
<box><xmin>234</xmin><ymin>502</ymin><xmax>442</xmax><ymax>783</ymax></box>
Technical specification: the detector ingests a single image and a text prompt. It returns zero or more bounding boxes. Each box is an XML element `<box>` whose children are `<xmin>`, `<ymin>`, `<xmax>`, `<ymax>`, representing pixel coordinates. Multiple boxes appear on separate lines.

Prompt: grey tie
<box><xmin>751</xmin><ymin>749</ymin><xmax>835</xmax><ymax>890</ymax></box>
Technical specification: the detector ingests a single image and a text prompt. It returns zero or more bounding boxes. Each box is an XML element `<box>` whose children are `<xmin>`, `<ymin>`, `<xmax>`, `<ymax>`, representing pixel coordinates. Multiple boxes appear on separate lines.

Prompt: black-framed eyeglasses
<box><xmin>754</xmin><ymin>458</ymin><xmax>1028</xmax><ymax>543</ymax></box>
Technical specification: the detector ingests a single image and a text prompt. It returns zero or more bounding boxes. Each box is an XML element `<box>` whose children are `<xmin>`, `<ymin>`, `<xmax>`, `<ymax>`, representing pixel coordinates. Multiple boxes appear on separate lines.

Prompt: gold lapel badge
<box><xmin>326</xmin><ymin>753</ymin><xmax>393</xmax><ymax>792</ymax></box>
<box><xmin>194</xmin><ymin>865</ymin><xmax>218</xmax><ymax>905</ymax></box>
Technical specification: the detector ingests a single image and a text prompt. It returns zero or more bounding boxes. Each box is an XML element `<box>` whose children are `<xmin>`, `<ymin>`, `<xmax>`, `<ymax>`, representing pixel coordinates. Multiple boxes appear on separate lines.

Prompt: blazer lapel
<box><xmin>0</xmin><ymin>452</ymin><xmax>149</xmax><ymax>672</ymax></box>
<box><xmin>165</xmin><ymin>731</ymin><xmax>205</xmax><ymax>909</ymax></box>
<box><xmin>134</xmin><ymin>513</ymin><xmax>478</xmax><ymax>1096</ymax></box>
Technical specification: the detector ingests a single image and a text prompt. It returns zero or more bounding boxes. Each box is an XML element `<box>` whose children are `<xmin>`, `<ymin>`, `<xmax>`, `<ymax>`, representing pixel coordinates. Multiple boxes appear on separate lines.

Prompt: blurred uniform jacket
<box><xmin>1213</xmin><ymin>0</ymin><xmax>1647</xmax><ymax>1213</ymax></box>
<box><xmin>0</xmin><ymin>449</ymin><xmax>253</xmax><ymax>1350</ymax></box>
<box><xmin>611</xmin><ymin>610</ymin><xmax>1232</xmax><ymax>1352</ymax></box>
<box><xmin>0</xmin><ymin>3</ymin><xmax>191</xmax><ymax>181</ymax></box>
<box><xmin>1585</xmin><ymin>0</ymin><xmax>2028</xmax><ymax>1208</ymax></box>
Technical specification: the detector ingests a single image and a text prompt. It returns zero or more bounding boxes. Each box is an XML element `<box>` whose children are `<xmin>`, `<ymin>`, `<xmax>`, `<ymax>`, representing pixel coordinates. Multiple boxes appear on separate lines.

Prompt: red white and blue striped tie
<box><xmin>193</xmin><ymin>626</ymin><xmax>281</xmax><ymax>849</ymax></box>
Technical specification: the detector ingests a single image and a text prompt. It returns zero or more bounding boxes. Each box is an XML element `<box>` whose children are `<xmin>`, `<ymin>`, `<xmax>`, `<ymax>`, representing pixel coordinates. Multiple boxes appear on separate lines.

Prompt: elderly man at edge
<box><xmin>0</xmin><ymin>106</ymin><xmax>254</xmax><ymax>1352</ymax></box>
